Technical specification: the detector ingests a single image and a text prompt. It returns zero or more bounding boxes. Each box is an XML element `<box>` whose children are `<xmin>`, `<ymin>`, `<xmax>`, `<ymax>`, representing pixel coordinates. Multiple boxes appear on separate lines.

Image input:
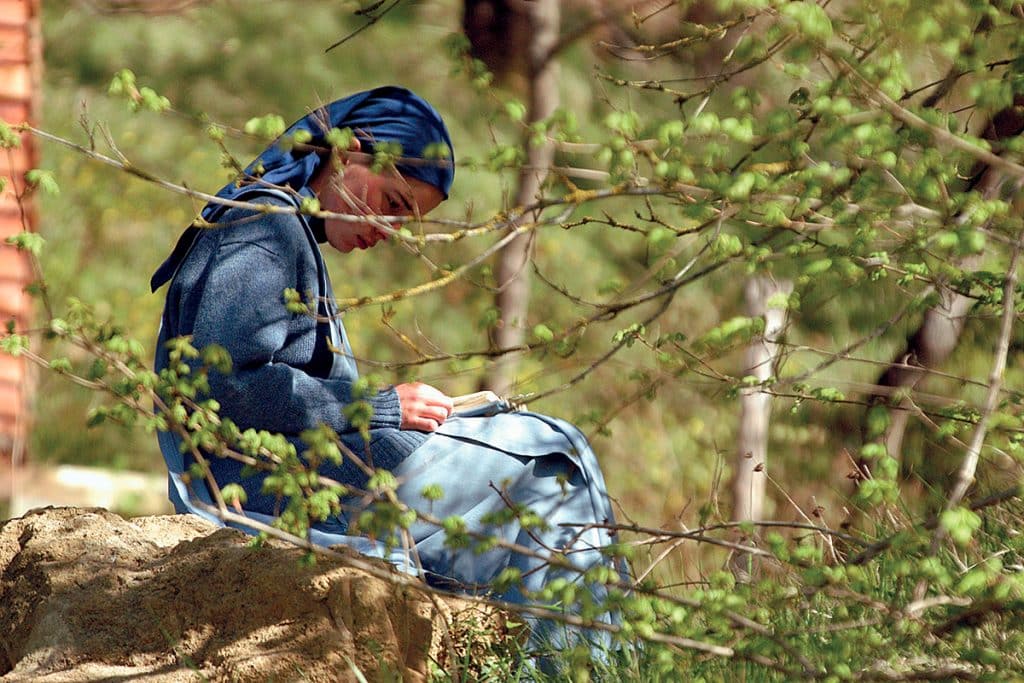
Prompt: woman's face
<box><xmin>315</xmin><ymin>160</ymin><xmax>445</xmax><ymax>253</ymax></box>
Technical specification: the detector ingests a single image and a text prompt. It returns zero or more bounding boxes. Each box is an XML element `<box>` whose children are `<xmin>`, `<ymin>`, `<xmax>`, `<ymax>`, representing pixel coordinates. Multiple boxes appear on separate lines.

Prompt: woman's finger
<box><xmin>421</xmin><ymin>391</ymin><xmax>453</xmax><ymax>415</ymax></box>
<box><xmin>414</xmin><ymin>416</ymin><xmax>439</xmax><ymax>432</ymax></box>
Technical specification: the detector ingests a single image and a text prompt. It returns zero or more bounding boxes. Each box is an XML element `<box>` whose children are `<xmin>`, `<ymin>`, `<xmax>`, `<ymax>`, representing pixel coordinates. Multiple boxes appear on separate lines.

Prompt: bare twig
<box><xmin>943</xmin><ymin>237</ymin><xmax>1022</xmax><ymax>511</ymax></box>
<box><xmin>324</xmin><ymin>0</ymin><xmax>404</xmax><ymax>53</ymax></box>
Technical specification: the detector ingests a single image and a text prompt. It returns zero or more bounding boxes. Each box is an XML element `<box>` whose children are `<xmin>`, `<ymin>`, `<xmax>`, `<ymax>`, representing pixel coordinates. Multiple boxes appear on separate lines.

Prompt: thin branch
<box><xmin>850</xmin><ymin>484</ymin><xmax>1023</xmax><ymax>566</ymax></box>
<box><xmin>944</xmin><ymin>237</ymin><xmax>1022</xmax><ymax>510</ymax></box>
<box><xmin>324</xmin><ymin>0</ymin><xmax>404</xmax><ymax>53</ymax></box>
<box><xmin>831</xmin><ymin>54</ymin><xmax>1024</xmax><ymax>183</ymax></box>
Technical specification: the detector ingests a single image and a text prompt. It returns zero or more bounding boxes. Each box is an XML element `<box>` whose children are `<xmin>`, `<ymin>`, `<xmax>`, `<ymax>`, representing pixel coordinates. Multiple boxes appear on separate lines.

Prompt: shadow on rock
<box><xmin>0</xmin><ymin>506</ymin><xmax>510</xmax><ymax>682</ymax></box>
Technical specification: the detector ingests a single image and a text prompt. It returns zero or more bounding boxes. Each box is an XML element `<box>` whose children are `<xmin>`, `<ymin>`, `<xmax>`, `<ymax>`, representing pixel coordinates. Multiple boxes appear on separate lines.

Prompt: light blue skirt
<box><xmin>161</xmin><ymin>411</ymin><xmax>625</xmax><ymax>655</ymax></box>
<box><xmin>398</xmin><ymin>412</ymin><xmax>625</xmax><ymax>659</ymax></box>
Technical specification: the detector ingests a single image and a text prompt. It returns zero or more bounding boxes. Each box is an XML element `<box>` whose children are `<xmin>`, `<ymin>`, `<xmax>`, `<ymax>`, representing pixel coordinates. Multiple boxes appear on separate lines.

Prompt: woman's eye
<box><xmin>385</xmin><ymin>192</ymin><xmax>412</xmax><ymax>216</ymax></box>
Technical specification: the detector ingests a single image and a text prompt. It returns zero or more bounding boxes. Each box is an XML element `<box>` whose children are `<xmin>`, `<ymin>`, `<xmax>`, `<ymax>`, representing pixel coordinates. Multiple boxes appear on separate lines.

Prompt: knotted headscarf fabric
<box><xmin>152</xmin><ymin>86</ymin><xmax>454</xmax><ymax>291</ymax></box>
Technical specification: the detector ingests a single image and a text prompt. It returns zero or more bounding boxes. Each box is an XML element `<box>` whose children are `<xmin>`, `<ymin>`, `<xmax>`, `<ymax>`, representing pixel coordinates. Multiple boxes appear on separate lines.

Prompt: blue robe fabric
<box><xmin>153</xmin><ymin>88</ymin><xmax>624</xmax><ymax>657</ymax></box>
<box><xmin>153</xmin><ymin>191</ymin><xmax>626</xmax><ymax>656</ymax></box>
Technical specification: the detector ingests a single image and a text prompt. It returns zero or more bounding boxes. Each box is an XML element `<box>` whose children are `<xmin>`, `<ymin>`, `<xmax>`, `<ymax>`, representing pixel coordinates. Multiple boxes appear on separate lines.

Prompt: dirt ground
<box><xmin>0</xmin><ymin>506</ymin><xmax>507</xmax><ymax>682</ymax></box>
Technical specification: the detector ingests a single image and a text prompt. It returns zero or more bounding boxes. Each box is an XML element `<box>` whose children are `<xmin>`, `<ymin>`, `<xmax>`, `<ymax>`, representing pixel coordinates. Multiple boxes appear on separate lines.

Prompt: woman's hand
<box><xmin>395</xmin><ymin>382</ymin><xmax>454</xmax><ymax>432</ymax></box>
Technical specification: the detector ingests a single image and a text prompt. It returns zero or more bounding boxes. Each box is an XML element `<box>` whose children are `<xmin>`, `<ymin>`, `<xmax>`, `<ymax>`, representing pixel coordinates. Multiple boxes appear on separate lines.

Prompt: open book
<box><xmin>451</xmin><ymin>391</ymin><xmax>523</xmax><ymax>418</ymax></box>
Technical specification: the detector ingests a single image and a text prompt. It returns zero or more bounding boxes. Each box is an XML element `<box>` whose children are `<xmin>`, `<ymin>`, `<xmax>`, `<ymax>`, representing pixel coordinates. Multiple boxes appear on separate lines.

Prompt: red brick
<box><xmin>0</xmin><ymin>279</ymin><xmax>28</xmax><ymax>317</ymax></box>
<box><xmin>0</xmin><ymin>26</ymin><xmax>27</xmax><ymax>63</ymax></box>
<box><xmin>0</xmin><ymin>2</ymin><xmax>32</xmax><ymax>25</ymax></box>
<box><xmin>0</xmin><ymin>63</ymin><xmax>30</xmax><ymax>99</ymax></box>
<box><xmin>0</xmin><ymin>380</ymin><xmax>21</xmax><ymax>415</ymax></box>
<box><xmin>0</xmin><ymin>100</ymin><xmax>27</xmax><ymax>121</ymax></box>
<box><xmin>0</xmin><ymin>211</ymin><xmax>33</xmax><ymax>237</ymax></box>
<box><xmin>0</xmin><ymin>416</ymin><xmax>18</xmax><ymax>451</ymax></box>
<box><xmin>0</xmin><ymin>356</ymin><xmax>24</xmax><ymax>384</ymax></box>
<box><xmin>0</xmin><ymin>140</ymin><xmax>34</xmax><ymax>173</ymax></box>
<box><xmin>0</xmin><ymin>209</ymin><xmax>32</xmax><ymax>237</ymax></box>
<box><xmin>0</xmin><ymin>246</ymin><xmax>29</xmax><ymax>280</ymax></box>
<box><xmin>0</xmin><ymin>243</ymin><xmax>28</xmax><ymax>272</ymax></box>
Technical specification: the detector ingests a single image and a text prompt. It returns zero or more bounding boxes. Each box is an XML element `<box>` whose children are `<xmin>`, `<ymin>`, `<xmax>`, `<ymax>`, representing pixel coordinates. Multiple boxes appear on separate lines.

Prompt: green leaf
<box><xmin>765</xmin><ymin>291</ymin><xmax>790</xmax><ymax>310</ymax></box>
<box><xmin>762</xmin><ymin>203</ymin><xmax>790</xmax><ymax>227</ymax></box>
<box><xmin>612</xmin><ymin>323</ymin><xmax>646</xmax><ymax>347</ymax></box>
<box><xmin>532</xmin><ymin>324</ymin><xmax>554</xmax><ymax>343</ymax></box>
<box><xmin>803</xmin><ymin>258</ymin><xmax>833</xmax><ymax>276</ymax></box>
<box><xmin>86</xmin><ymin>408</ymin><xmax>108</xmax><ymax>428</ymax></box>
<box><xmin>367</xmin><ymin>469</ymin><xmax>397</xmax><ymax>491</ymax></box>
<box><xmin>221</xmin><ymin>483</ymin><xmax>248</xmax><ymax>507</ymax></box>
<box><xmin>137</xmin><ymin>86</ymin><xmax>171</xmax><ymax>112</ymax></box>
<box><xmin>940</xmin><ymin>507</ymin><xmax>981</xmax><ymax>547</ymax></box>
<box><xmin>712</xmin><ymin>233</ymin><xmax>743</xmax><ymax>258</ymax></box>
<box><xmin>48</xmin><ymin>357</ymin><xmax>73</xmax><ymax>373</ymax></box>
<box><xmin>647</xmin><ymin>226</ymin><xmax>675</xmax><ymax>251</ymax></box>
<box><xmin>690</xmin><ymin>112</ymin><xmax>720</xmax><ymax>136</ymax></box>
<box><xmin>422</xmin><ymin>141</ymin><xmax>452</xmax><ymax>162</ymax></box>
<box><xmin>420</xmin><ymin>483</ymin><xmax>444</xmax><ymax>501</ymax></box>
<box><xmin>781</xmin><ymin>2</ymin><xmax>833</xmax><ymax>42</ymax></box>
<box><xmin>956</xmin><ymin>567</ymin><xmax>990</xmax><ymax>595</ymax></box>
<box><xmin>200</xmin><ymin>344</ymin><xmax>232</xmax><ymax>375</ymax></box>
<box><xmin>859</xmin><ymin>443</ymin><xmax>886</xmax><ymax>461</ymax></box>
<box><xmin>700</xmin><ymin>316</ymin><xmax>760</xmax><ymax>348</ymax></box>
<box><xmin>865</xmin><ymin>405</ymin><xmax>890</xmax><ymax>439</ymax></box>
<box><xmin>108</xmin><ymin>68</ymin><xmax>136</xmax><ymax>96</ymax></box>
<box><xmin>244</xmin><ymin>114</ymin><xmax>287</xmax><ymax>140</ymax></box>
<box><xmin>477</xmin><ymin>307</ymin><xmax>500</xmax><ymax>330</ymax></box>
<box><xmin>811</xmin><ymin>386</ymin><xmax>845</xmax><ymax>402</ymax></box>
<box><xmin>725</xmin><ymin>172</ymin><xmax>757</xmax><ymax>201</ymax></box>
<box><xmin>325</xmin><ymin>127</ymin><xmax>355</xmax><ymax>150</ymax></box>
<box><xmin>108</xmin><ymin>69</ymin><xmax>171</xmax><ymax>112</ymax></box>
<box><xmin>504</xmin><ymin>100</ymin><xmax>527</xmax><ymax>122</ymax></box>
<box><xmin>282</xmin><ymin>288</ymin><xmax>311</xmax><ymax>315</ymax></box>
<box><xmin>4</xmin><ymin>231</ymin><xmax>45</xmax><ymax>256</ymax></box>
<box><xmin>960</xmin><ymin>229</ymin><xmax>986</xmax><ymax>254</ymax></box>
<box><xmin>0</xmin><ymin>120</ymin><xmax>20</xmax><ymax>148</ymax></box>
<box><xmin>0</xmin><ymin>334</ymin><xmax>28</xmax><ymax>356</ymax></box>
<box><xmin>657</xmin><ymin>120</ymin><xmax>685</xmax><ymax>145</ymax></box>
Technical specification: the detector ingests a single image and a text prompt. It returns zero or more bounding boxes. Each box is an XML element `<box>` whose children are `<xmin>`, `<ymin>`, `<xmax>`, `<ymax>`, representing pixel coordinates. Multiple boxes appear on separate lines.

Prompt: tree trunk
<box><xmin>868</xmin><ymin>113</ymin><xmax>1021</xmax><ymax>463</ymax></box>
<box><xmin>730</xmin><ymin>277</ymin><xmax>791</xmax><ymax>580</ymax></box>
<box><xmin>873</xmin><ymin>279</ymin><xmax>978</xmax><ymax>460</ymax></box>
<box><xmin>484</xmin><ymin>0</ymin><xmax>560</xmax><ymax>395</ymax></box>
<box><xmin>732</xmin><ymin>277</ymin><xmax>792</xmax><ymax>523</ymax></box>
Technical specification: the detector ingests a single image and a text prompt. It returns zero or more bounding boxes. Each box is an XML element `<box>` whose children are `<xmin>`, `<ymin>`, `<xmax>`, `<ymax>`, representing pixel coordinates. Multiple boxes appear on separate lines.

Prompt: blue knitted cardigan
<box><xmin>151</xmin><ymin>87</ymin><xmax>454</xmax><ymax>558</ymax></box>
<box><xmin>152</xmin><ymin>191</ymin><xmax>426</xmax><ymax>559</ymax></box>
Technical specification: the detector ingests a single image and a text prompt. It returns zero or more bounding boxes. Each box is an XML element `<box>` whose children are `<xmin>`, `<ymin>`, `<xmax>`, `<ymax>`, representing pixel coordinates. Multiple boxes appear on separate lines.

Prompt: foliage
<box><xmin>7</xmin><ymin>0</ymin><xmax>1024</xmax><ymax>679</ymax></box>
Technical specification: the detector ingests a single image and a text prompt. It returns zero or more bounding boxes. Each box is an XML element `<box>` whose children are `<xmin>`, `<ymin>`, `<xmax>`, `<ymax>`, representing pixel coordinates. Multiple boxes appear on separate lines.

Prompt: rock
<box><xmin>0</xmin><ymin>507</ymin><xmax>510</xmax><ymax>682</ymax></box>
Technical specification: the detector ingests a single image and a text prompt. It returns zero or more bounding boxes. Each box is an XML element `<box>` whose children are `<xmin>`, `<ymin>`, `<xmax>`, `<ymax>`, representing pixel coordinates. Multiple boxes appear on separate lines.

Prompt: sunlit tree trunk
<box><xmin>730</xmin><ymin>276</ymin><xmax>791</xmax><ymax>579</ymax></box>
<box><xmin>480</xmin><ymin>0</ymin><xmax>560</xmax><ymax>395</ymax></box>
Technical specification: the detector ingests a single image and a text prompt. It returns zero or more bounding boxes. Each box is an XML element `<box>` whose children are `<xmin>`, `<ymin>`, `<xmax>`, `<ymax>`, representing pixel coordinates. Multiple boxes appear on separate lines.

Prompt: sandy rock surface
<box><xmin>0</xmin><ymin>506</ymin><xmax>503</xmax><ymax>682</ymax></box>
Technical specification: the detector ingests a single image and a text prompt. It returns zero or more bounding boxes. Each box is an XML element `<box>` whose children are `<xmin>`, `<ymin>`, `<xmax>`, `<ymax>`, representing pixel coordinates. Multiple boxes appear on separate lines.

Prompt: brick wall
<box><xmin>0</xmin><ymin>0</ymin><xmax>41</xmax><ymax>467</ymax></box>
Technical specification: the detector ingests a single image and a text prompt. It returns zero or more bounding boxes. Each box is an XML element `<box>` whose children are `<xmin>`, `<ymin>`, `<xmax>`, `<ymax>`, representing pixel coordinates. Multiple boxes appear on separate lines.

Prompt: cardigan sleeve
<box><xmin>188</xmin><ymin>210</ymin><xmax>403</xmax><ymax>436</ymax></box>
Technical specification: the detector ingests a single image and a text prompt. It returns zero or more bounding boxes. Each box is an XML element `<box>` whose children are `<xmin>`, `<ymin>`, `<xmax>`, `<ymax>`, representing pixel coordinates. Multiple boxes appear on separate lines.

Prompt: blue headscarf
<box><xmin>152</xmin><ymin>86</ymin><xmax>454</xmax><ymax>291</ymax></box>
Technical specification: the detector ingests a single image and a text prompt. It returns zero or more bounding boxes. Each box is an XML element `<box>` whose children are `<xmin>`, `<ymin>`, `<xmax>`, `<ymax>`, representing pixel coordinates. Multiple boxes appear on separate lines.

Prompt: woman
<box><xmin>152</xmin><ymin>86</ymin><xmax>624</xmax><ymax>657</ymax></box>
